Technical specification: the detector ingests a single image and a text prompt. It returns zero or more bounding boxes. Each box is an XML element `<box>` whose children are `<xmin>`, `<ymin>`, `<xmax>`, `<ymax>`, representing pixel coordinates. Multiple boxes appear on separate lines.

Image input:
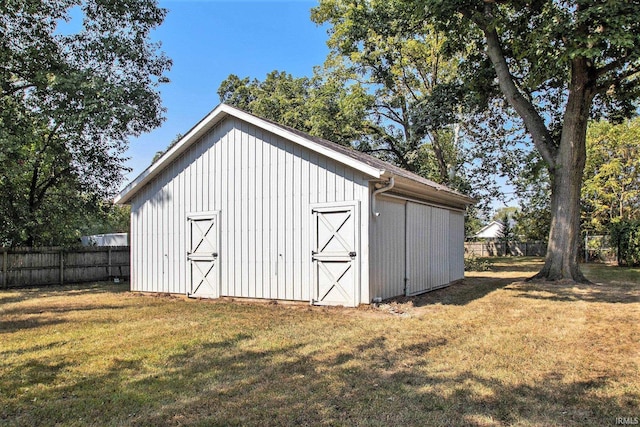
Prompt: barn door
<box><xmin>187</xmin><ymin>212</ymin><xmax>219</xmax><ymax>298</ymax></box>
<box><xmin>311</xmin><ymin>203</ymin><xmax>359</xmax><ymax>307</ymax></box>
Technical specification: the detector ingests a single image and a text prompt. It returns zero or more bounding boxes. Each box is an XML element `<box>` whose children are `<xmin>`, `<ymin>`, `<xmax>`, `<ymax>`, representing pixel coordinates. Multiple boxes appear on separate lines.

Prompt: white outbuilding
<box><xmin>116</xmin><ymin>104</ymin><xmax>474</xmax><ymax>306</ymax></box>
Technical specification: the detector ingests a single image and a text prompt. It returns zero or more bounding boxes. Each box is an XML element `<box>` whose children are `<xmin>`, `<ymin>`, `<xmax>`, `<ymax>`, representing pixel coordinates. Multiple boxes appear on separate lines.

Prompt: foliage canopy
<box><xmin>0</xmin><ymin>0</ymin><xmax>171</xmax><ymax>246</ymax></box>
<box><xmin>583</xmin><ymin>118</ymin><xmax>640</xmax><ymax>232</ymax></box>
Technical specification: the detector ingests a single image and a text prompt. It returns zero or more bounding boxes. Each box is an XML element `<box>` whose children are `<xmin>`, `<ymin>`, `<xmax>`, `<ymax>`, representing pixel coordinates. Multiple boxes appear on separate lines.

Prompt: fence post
<box><xmin>59</xmin><ymin>250</ymin><xmax>64</xmax><ymax>285</ymax></box>
<box><xmin>2</xmin><ymin>249</ymin><xmax>7</xmax><ymax>289</ymax></box>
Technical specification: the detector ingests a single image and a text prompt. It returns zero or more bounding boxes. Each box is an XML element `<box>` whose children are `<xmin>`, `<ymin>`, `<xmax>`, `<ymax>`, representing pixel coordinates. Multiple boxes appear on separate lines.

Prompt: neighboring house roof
<box><xmin>116</xmin><ymin>103</ymin><xmax>475</xmax><ymax>208</ymax></box>
<box><xmin>81</xmin><ymin>233</ymin><xmax>129</xmax><ymax>247</ymax></box>
<box><xmin>474</xmin><ymin>221</ymin><xmax>504</xmax><ymax>239</ymax></box>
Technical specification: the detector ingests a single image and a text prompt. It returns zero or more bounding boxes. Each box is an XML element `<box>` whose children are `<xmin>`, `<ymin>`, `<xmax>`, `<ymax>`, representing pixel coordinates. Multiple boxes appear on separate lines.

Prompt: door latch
<box><xmin>349</xmin><ymin>251</ymin><xmax>357</xmax><ymax>258</ymax></box>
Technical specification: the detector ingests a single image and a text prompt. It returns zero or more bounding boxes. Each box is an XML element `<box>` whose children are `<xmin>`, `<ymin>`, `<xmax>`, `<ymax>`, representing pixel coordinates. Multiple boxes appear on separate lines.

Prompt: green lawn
<box><xmin>1</xmin><ymin>259</ymin><xmax>638</xmax><ymax>426</ymax></box>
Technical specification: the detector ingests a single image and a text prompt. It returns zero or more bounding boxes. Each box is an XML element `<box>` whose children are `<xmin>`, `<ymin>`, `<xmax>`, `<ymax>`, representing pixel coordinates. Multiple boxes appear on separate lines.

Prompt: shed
<box><xmin>116</xmin><ymin>104</ymin><xmax>474</xmax><ymax>306</ymax></box>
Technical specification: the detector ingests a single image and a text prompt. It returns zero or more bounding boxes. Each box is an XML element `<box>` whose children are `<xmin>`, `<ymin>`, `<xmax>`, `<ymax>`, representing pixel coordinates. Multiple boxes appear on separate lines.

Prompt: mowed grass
<box><xmin>1</xmin><ymin>259</ymin><xmax>638</xmax><ymax>426</ymax></box>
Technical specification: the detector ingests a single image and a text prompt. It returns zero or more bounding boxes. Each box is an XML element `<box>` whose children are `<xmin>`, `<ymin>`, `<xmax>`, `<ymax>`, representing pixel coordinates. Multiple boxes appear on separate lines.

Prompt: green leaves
<box><xmin>0</xmin><ymin>0</ymin><xmax>171</xmax><ymax>246</ymax></box>
<box><xmin>314</xmin><ymin>0</ymin><xmax>473</xmax><ymax>185</ymax></box>
<box><xmin>583</xmin><ymin>118</ymin><xmax>640</xmax><ymax>232</ymax></box>
<box><xmin>218</xmin><ymin>69</ymin><xmax>373</xmax><ymax>148</ymax></box>
<box><xmin>609</xmin><ymin>219</ymin><xmax>640</xmax><ymax>266</ymax></box>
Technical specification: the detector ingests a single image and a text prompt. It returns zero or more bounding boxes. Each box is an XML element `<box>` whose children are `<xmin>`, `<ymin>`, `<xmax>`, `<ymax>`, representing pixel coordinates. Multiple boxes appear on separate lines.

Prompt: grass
<box><xmin>1</xmin><ymin>259</ymin><xmax>638</xmax><ymax>426</ymax></box>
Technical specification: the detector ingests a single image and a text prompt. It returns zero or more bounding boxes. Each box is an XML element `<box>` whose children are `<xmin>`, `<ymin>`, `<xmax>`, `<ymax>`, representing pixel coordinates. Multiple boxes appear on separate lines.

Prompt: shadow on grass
<box><xmin>507</xmin><ymin>281</ymin><xmax>640</xmax><ymax>304</ymax></box>
<box><xmin>2</xmin><ymin>332</ymin><xmax>636</xmax><ymax>426</ymax></box>
<box><xmin>0</xmin><ymin>304</ymin><xmax>128</xmax><ymax>334</ymax></box>
<box><xmin>388</xmin><ymin>276</ymin><xmax>530</xmax><ymax>307</ymax></box>
<box><xmin>0</xmin><ymin>340</ymin><xmax>70</xmax><ymax>358</ymax></box>
<box><xmin>0</xmin><ymin>282</ymin><xmax>129</xmax><ymax>305</ymax></box>
<box><xmin>477</xmin><ymin>256</ymin><xmax>545</xmax><ymax>273</ymax></box>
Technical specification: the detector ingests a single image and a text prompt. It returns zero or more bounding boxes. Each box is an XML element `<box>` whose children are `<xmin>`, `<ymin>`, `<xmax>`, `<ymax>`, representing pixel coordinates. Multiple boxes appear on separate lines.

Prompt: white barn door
<box><xmin>311</xmin><ymin>203</ymin><xmax>359</xmax><ymax>307</ymax></box>
<box><xmin>187</xmin><ymin>212</ymin><xmax>220</xmax><ymax>298</ymax></box>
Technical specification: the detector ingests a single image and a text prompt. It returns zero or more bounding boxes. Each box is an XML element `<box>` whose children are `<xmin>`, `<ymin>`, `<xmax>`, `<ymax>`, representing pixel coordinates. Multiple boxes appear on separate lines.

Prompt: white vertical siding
<box><xmin>398</xmin><ymin>201</ymin><xmax>457</xmax><ymax>297</ymax></box>
<box><xmin>449</xmin><ymin>211</ymin><xmax>465</xmax><ymax>281</ymax></box>
<box><xmin>405</xmin><ymin>202</ymin><xmax>432</xmax><ymax>295</ymax></box>
<box><xmin>369</xmin><ymin>197</ymin><xmax>406</xmax><ymax>300</ymax></box>
<box><xmin>430</xmin><ymin>206</ymin><xmax>450</xmax><ymax>289</ymax></box>
<box><xmin>130</xmin><ymin>200</ymin><xmax>139</xmax><ymax>291</ymax></box>
<box><xmin>129</xmin><ymin>117</ymin><xmax>369</xmax><ymax>302</ymax></box>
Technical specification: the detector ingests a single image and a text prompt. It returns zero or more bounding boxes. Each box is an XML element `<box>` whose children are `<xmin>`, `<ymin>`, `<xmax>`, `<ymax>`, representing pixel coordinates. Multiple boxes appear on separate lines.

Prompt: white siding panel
<box><xmin>240</xmin><ymin>121</ymin><xmax>249</xmax><ymax>297</ymax></box>
<box><xmin>406</xmin><ymin>202</ymin><xmax>432</xmax><ymax>295</ymax></box>
<box><xmin>284</xmin><ymin>138</ymin><xmax>294</xmax><ymax>300</ymax></box>
<box><xmin>430</xmin><ymin>206</ymin><xmax>451</xmax><ymax>288</ymax></box>
<box><xmin>449</xmin><ymin>211</ymin><xmax>465</xmax><ymax>281</ymax></box>
<box><xmin>369</xmin><ymin>197</ymin><xmax>406</xmax><ymax>300</ymax></box>
<box><xmin>358</xmin><ymin>180</ymin><xmax>369</xmax><ymax>304</ymax></box>
<box><xmin>300</xmin><ymin>146</ymin><xmax>311</xmax><ymax>301</ymax></box>
<box><xmin>268</xmin><ymin>132</ymin><xmax>279</xmax><ymax>299</ymax></box>
<box><xmin>293</xmin><ymin>143</ymin><xmax>302</xmax><ymax>301</ymax></box>
<box><xmin>130</xmin><ymin>201</ymin><xmax>139</xmax><ymax>291</ymax></box>
<box><xmin>220</xmin><ymin>125</ymin><xmax>230</xmax><ymax>296</ymax></box>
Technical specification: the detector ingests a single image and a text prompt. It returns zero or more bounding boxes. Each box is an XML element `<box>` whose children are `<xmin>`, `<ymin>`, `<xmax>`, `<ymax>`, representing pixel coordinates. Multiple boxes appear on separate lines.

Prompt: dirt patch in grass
<box><xmin>1</xmin><ymin>260</ymin><xmax>638</xmax><ymax>426</ymax></box>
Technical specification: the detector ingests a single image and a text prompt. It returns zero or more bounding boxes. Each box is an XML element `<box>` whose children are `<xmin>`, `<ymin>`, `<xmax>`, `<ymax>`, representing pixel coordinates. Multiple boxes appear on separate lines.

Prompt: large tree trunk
<box><xmin>533</xmin><ymin>154</ymin><xmax>587</xmax><ymax>282</ymax></box>
<box><xmin>482</xmin><ymin>26</ymin><xmax>592</xmax><ymax>282</ymax></box>
<box><xmin>530</xmin><ymin>59</ymin><xmax>595</xmax><ymax>283</ymax></box>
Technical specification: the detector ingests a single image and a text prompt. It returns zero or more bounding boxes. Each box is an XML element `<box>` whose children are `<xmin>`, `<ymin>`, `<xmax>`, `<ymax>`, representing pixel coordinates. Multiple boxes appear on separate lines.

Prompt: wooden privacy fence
<box><xmin>464</xmin><ymin>241</ymin><xmax>546</xmax><ymax>257</ymax></box>
<box><xmin>1</xmin><ymin>246</ymin><xmax>130</xmax><ymax>289</ymax></box>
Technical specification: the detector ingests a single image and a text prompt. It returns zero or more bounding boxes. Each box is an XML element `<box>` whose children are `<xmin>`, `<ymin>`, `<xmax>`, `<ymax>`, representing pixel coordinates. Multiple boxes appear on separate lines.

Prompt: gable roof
<box><xmin>116</xmin><ymin>103</ymin><xmax>474</xmax><ymax>207</ymax></box>
<box><xmin>474</xmin><ymin>221</ymin><xmax>505</xmax><ymax>239</ymax></box>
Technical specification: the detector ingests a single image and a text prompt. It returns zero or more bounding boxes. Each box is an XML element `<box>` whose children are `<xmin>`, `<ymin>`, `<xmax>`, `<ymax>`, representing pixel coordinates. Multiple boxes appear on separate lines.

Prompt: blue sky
<box><xmin>125</xmin><ymin>0</ymin><xmax>329</xmax><ymax>183</ymax></box>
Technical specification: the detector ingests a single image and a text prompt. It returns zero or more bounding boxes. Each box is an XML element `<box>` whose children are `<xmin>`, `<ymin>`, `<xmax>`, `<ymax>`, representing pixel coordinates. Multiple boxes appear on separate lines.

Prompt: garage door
<box><xmin>405</xmin><ymin>202</ymin><xmax>450</xmax><ymax>295</ymax></box>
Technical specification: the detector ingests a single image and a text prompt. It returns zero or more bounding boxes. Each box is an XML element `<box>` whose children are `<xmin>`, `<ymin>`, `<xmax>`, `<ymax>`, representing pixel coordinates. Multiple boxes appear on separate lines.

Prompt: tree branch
<box><xmin>363</xmin><ymin>124</ymin><xmax>413</xmax><ymax>170</ymax></box>
<box><xmin>478</xmin><ymin>6</ymin><xmax>557</xmax><ymax>170</ymax></box>
<box><xmin>374</xmin><ymin>104</ymin><xmax>405</xmax><ymax>126</ymax></box>
<box><xmin>1</xmin><ymin>81</ymin><xmax>37</xmax><ymax>97</ymax></box>
<box><xmin>33</xmin><ymin>166</ymin><xmax>73</xmax><ymax>212</ymax></box>
<box><xmin>595</xmin><ymin>55</ymin><xmax>634</xmax><ymax>79</ymax></box>
<box><xmin>595</xmin><ymin>64</ymin><xmax>640</xmax><ymax>93</ymax></box>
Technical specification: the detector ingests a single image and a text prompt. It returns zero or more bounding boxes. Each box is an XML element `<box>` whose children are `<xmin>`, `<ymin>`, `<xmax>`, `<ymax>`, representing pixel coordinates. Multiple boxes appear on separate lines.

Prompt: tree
<box><xmin>313</xmin><ymin>0</ymin><xmax>640</xmax><ymax>282</ymax></box>
<box><xmin>0</xmin><ymin>0</ymin><xmax>171</xmax><ymax>246</ymax></box>
<box><xmin>81</xmin><ymin>204</ymin><xmax>131</xmax><ymax>236</ymax></box>
<box><xmin>152</xmin><ymin>133</ymin><xmax>183</xmax><ymax>164</ymax></box>
<box><xmin>311</xmin><ymin>4</ymin><xmax>466</xmax><ymax>185</ymax></box>
<box><xmin>218</xmin><ymin>70</ymin><xmax>372</xmax><ymax>147</ymax></box>
<box><xmin>583</xmin><ymin>118</ymin><xmax>640</xmax><ymax>232</ymax></box>
<box><xmin>609</xmin><ymin>219</ymin><xmax>640</xmax><ymax>267</ymax></box>
<box><xmin>496</xmin><ymin>209</ymin><xmax>516</xmax><ymax>256</ymax></box>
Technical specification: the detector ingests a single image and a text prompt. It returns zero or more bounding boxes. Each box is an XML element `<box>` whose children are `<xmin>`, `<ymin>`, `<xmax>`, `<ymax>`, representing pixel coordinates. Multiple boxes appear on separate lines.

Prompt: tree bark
<box><xmin>530</xmin><ymin>58</ymin><xmax>595</xmax><ymax>283</ymax></box>
<box><xmin>431</xmin><ymin>132</ymin><xmax>450</xmax><ymax>183</ymax></box>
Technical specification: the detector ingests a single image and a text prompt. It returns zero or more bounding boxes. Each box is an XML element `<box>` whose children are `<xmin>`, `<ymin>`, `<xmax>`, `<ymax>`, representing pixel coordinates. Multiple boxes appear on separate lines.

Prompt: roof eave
<box><xmin>381</xmin><ymin>174</ymin><xmax>476</xmax><ymax>209</ymax></box>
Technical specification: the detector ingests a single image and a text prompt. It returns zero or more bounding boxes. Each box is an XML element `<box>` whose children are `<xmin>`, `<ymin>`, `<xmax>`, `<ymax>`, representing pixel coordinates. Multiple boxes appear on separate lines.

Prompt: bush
<box><xmin>464</xmin><ymin>255</ymin><xmax>491</xmax><ymax>272</ymax></box>
<box><xmin>609</xmin><ymin>220</ymin><xmax>640</xmax><ymax>267</ymax></box>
